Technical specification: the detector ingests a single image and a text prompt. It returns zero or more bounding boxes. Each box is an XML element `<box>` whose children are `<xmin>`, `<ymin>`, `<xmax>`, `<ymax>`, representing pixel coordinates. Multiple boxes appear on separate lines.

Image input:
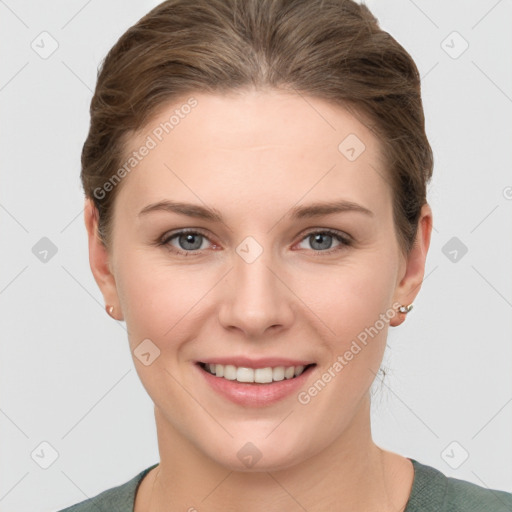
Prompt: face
<box><xmin>87</xmin><ymin>89</ymin><xmax>431</xmax><ymax>472</ymax></box>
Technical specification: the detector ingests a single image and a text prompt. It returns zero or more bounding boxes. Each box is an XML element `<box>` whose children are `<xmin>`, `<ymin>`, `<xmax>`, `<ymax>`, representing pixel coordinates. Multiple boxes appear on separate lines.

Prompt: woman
<box><xmin>59</xmin><ymin>0</ymin><xmax>512</xmax><ymax>510</ymax></box>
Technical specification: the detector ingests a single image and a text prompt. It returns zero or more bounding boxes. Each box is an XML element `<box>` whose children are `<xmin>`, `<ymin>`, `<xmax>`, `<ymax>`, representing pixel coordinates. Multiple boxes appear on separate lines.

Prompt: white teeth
<box><xmin>272</xmin><ymin>366</ymin><xmax>285</xmax><ymax>382</ymax></box>
<box><xmin>284</xmin><ymin>366</ymin><xmax>295</xmax><ymax>379</ymax></box>
<box><xmin>224</xmin><ymin>365</ymin><xmax>237</xmax><ymax>380</ymax></box>
<box><xmin>236</xmin><ymin>367</ymin><xmax>254</xmax><ymax>382</ymax></box>
<box><xmin>255</xmin><ymin>367</ymin><xmax>273</xmax><ymax>383</ymax></box>
<box><xmin>203</xmin><ymin>363</ymin><xmax>310</xmax><ymax>383</ymax></box>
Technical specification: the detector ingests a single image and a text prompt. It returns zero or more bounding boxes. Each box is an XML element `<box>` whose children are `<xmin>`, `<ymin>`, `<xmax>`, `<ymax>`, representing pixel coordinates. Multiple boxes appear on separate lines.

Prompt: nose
<box><xmin>218</xmin><ymin>246</ymin><xmax>295</xmax><ymax>339</ymax></box>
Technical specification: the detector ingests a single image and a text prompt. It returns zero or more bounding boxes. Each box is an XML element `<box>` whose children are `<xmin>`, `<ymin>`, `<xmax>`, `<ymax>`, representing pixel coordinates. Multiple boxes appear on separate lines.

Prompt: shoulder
<box><xmin>406</xmin><ymin>458</ymin><xmax>512</xmax><ymax>512</ymax></box>
<box><xmin>55</xmin><ymin>463</ymin><xmax>158</xmax><ymax>512</ymax></box>
<box><xmin>443</xmin><ymin>474</ymin><xmax>512</xmax><ymax>512</ymax></box>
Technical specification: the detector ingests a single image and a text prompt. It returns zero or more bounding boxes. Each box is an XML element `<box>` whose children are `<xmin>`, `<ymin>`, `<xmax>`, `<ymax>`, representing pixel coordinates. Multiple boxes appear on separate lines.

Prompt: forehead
<box><xmin>116</xmin><ymin>90</ymin><xmax>392</xmax><ymax>221</ymax></box>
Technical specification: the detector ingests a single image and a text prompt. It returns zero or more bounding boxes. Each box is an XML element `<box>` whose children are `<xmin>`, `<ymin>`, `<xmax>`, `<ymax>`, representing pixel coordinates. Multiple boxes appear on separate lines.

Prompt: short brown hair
<box><xmin>82</xmin><ymin>0</ymin><xmax>433</xmax><ymax>253</ymax></box>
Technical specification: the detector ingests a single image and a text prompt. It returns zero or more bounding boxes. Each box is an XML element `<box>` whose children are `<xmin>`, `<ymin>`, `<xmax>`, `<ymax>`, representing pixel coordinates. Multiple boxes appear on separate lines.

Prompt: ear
<box><xmin>84</xmin><ymin>198</ymin><xmax>124</xmax><ymax>321</ymax></box>
<box><xmin>390</xmin><ymin>203</ymin><xmax>433</xmax><ymax>327</ymax></box>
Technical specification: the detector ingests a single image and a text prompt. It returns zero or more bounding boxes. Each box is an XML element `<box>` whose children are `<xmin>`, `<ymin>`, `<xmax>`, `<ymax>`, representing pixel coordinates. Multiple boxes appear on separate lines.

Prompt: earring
<box><xmin>105</xmin><ymin>305</ymin><xmax>115</xmax><ymax>318</ymax></box>
<box><xmin>398</xmin><ymin>303</ymin><xmax>414</xmax><ymax>314</ymax></box>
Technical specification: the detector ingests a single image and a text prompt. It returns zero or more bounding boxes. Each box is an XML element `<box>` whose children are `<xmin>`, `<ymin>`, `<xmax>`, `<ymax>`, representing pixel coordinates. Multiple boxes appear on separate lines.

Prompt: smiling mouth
<box><xmin>198</xmin><ymin>362</ymin><xmax>316</xmax><ymax>384</ymax></box>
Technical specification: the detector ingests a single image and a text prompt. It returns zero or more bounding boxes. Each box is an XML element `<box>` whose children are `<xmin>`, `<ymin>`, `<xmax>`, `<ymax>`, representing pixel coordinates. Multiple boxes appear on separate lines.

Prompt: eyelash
<box><xmin>157</xmin><ymin>228</ymin><xmax>353</xmax><ymax>257</ymax></box>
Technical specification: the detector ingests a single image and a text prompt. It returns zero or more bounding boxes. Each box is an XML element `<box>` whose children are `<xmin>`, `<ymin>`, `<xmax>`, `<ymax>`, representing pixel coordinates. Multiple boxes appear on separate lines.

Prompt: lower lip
<box><xmin>196</xmin><ymin>364</ymin><xmax>316</xmax><ymax>407</ymax></box>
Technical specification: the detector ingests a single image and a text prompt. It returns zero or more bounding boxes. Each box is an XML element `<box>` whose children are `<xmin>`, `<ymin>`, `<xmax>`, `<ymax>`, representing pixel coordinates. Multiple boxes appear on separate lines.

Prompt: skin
<box><xmin>85</xmin><ymin>88</ymin><xmax>432</xmax><ymax>511</ymax></box>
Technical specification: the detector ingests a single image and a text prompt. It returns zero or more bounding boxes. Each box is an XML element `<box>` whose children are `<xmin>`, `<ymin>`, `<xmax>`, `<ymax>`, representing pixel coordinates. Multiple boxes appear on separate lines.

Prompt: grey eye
<box><xmin>176</xmin><ymin>233</ymin><xmax>205</xmax><ymax>251</ymax></box>
<box><xmin>297</xmin><ymin>231</ymin><xmax>346</xmax><ymax>251</ymax></box>
<box><xmin>309</xmin><ymin>233</ymin><xmax>334</xmax><ymax>251</ymax></box>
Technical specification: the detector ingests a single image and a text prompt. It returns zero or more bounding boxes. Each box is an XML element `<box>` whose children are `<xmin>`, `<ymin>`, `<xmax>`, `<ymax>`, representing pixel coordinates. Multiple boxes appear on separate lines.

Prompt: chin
<box><xmin>215</xmin><ymin>451</ymin><xmax>308</xmax><ymax>473</ymax></box>
<box><xmin>201</xmin><ymin>432</ymin><xmax>315</xmax><ymax>473</ymax></box>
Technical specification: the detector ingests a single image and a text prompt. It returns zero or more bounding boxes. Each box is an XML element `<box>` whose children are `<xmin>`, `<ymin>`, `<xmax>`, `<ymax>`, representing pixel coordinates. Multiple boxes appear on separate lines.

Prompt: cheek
<box><xmin>116</xmin><ymin>242</ymin><xmax>398</xmax><ymax>345</ymax></box>
<box><xmin>305</xmin><ymin>251</ymin><xmax>398</xmax><ymax>391</ymax></box>
<box><xmin>114</xmin><ymin>254</ymin><xmax>214</xmax><ymax>407</ymax></box>
<box><xmin>112</xmin><ymin>240</ymin><xmax>398</xmax><ymax>450</ymax></box>
<box><xmin>308</xmin><ymin>252</ymin><xmax>397</xmax><ymax>336</ymax></box>
<box><xmin>115</xmin><ymin>252</ymin><xmax>219</xmax><ymax>349</ymax></box>
<box><xmin>293</xmin><ymin>257</ymin><xmax>397</xmax><ymax>420</ymax></box>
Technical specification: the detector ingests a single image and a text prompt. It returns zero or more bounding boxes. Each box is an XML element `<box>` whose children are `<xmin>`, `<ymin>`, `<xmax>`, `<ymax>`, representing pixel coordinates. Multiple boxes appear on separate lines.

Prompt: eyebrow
<box><xmin>138</xmin><ymin>199</ymin><xmax>374</xmax><ymax>221</ymax></box>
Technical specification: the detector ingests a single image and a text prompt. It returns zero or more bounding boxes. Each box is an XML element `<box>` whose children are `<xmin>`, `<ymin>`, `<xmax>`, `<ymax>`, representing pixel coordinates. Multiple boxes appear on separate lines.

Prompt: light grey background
<box><xmin>1</xmin><ymin>1</ymin><xmax>511</xmax><ymax>511</ymax></box>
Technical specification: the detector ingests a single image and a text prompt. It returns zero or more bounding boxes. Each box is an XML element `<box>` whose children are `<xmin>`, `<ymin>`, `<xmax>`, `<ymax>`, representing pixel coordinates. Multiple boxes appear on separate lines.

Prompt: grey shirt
<box><xmin>56</xmin><ymin>458</ymin><xmax>512</xmax><ymax>511</ymax></box>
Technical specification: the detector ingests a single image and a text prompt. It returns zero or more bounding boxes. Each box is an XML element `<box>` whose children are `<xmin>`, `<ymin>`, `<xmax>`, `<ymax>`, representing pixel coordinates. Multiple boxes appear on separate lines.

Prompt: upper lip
<box><xmin>197</xmin><ymin>357</ymin><xmax>315</xmax><ymax>369</ymax></box>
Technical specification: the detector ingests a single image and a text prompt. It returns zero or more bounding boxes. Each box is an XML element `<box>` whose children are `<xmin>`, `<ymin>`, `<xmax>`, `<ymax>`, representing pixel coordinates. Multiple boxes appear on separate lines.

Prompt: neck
<box><xmin>141</xmin><ymin>394</ymin><xmax>413</xmax><ymax>512</ymax></box>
